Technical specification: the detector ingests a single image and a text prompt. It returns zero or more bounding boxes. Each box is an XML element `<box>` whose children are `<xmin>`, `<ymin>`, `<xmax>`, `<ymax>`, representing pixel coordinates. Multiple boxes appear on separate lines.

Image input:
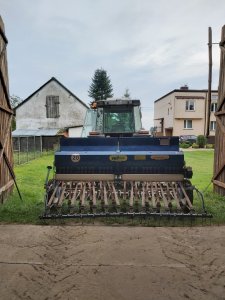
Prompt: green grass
<box><xmin>13</xmin><ymin>150</ymin><xmax>54</xmax><ymax>165</ymax></box>
<box><xmin>0</xmin><ymin>154</ymin><xmax>54</xmax><ymax>223</ymax></box>
<box><xmin>184</xmin><ymin>150</ymin><xmax>214</xmax><ymax>191</ymax></box>
<box><xmin>0</xmin><ymin>150</ymin><xmax>225</xmax><ymax>225</ymax></box>
<box><xmin>184</xmin><ymin>150</ymin><xmax>225</xmax><ymax>224</ymax></box>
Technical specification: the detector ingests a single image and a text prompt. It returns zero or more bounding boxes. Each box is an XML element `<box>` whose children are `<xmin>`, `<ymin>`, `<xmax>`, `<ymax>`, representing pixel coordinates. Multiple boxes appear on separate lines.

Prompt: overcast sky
<box><xmin>1</xmin><ymin>0</ymin><xmax>225</xmax><ymax>128</ymax></box>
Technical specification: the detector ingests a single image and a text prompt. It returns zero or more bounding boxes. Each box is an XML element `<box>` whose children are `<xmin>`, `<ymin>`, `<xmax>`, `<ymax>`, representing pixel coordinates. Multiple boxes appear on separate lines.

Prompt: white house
<box><xmin>12</xmin><ymin>77</ymin><xmax>89</xmax><ymax>150</ymax></box>
<box><xmin>154</xmin><ymin>85</ymin><xmax>218</xmax><ymax>142</ymax></box>
<box><xmin>14</xmin><ymin>77</ymin><xmax>88</xmax><ymax>133</ymax></box>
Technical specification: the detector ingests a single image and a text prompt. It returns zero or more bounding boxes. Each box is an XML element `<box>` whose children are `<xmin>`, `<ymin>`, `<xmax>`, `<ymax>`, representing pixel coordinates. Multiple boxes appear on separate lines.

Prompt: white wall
<box><xmin>154</xmin><ymin>90</ymin><xmax>218</xmax><ymax>137</ymax></box>
<box><xmin>68</xmin><ymin>127</ymin><xmax>83</xmax><ymax>137</ymax></box>
<box><xmin>16</xmin><ymin>80</ymin><xmax>87</xmax><ymax>130</ymax></box>
<box><xmin>154</xmin><ymin>94</ymin><xmax>174</xmax><ymax>133</ymax></box>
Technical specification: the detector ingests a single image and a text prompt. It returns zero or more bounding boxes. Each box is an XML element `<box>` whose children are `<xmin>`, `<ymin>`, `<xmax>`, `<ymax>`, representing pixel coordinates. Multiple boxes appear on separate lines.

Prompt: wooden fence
<box><xmin>213</xmin><ymin>25</ymin><xmax>225</xmax><ymax>195</ymax></box>
<box><xmin>0</xmin><ymin>16</ymin><xmax>14</xmax><ymax>203</ymax></box>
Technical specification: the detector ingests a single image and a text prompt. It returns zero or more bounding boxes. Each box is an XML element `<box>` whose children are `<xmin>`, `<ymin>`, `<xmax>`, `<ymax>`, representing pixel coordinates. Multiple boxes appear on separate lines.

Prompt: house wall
<box><xmin>68</xmin><ymin>127</ymin><xmax>83</xmax><ymax>137</ymax></box>
<box><xmin>16</xmin><ymin>80</ymin><xmax>87</xmax><ymax>130</ymax></box>
<box><xmin>209</xmin><ymin>93</ymin><xmax>217</xmax><ymax>136</ymax></box>
<box><xmin>174</xmin><ymin>97</ymin><xmax>205</xmax><ymax>119</ymax></box>
<box><xmin>154</xmin><ymin>94</ymin><xmax>175</xmax><ymax>134</ymax></box>
<box><xmin>173</xmin><ymin>119</ymin><xmax>205</xmax><ymax>136</ymax></box>
<box><xmin>154</xmin><ymin>89</ymin><xmax>218</xmax><ymax>138</ymax></box>
<box><xmin>173</xmin><ymin>93</ymin><xmax>205</xmax><ymax>136</ymax></box>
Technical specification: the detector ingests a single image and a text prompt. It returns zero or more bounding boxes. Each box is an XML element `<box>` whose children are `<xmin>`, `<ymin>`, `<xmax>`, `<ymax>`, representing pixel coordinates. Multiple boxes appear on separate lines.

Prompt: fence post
<box><xmin>40</xmin><ymin>136</ymin><xmax>43</xmax><ymax>155</ymax></box>
<box><xmin>26</xmin><ymin>136</ymin><xmax>28</xmax><ymax>163</ymax></box>
<box><xmin>34</xmin><ymin>136</ymin><xmax>35</xmax><ymax>159</ymax></box>
<box><xmin>18</xmin><ymin>137</ymin><xmax>20</xmax><ymax>165</ymax></box>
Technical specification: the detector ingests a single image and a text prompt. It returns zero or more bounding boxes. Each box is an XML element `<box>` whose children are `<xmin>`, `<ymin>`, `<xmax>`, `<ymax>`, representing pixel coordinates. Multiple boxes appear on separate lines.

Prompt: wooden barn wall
<box><xmin>0</xmin><ymin>16</ymin><xmax>14</xmax><ymax>203</ymax></box>
<box><xmin>213</xmin><ymin>25</ymin><xmax>225</xmax><ymax>196</ymax></box>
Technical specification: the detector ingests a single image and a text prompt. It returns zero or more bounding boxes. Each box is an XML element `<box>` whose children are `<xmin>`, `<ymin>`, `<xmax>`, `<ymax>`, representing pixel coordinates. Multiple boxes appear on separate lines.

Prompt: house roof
<box><xmin>15</xmin><ymin>77</ymin><xmax>89</xmax><ymax>110</ymax></box>
<box><xmin>154</xmin><ymin>89</ymin><xmax>218</xmax><ymax>103</ymax></box>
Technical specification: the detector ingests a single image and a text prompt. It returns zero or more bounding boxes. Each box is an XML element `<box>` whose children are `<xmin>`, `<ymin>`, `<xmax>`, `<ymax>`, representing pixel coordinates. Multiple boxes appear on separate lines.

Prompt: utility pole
<box><xmin>206</xmin><ymin>27</ymin><xmax>212</xmax><ymax>137</ymax></box>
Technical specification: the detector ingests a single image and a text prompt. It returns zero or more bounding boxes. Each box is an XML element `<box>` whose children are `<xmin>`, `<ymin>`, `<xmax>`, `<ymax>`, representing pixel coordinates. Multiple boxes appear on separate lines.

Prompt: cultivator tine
<box><xmin>103</xmin><ymin>181</ymin><xmax>109</xmax><ymax>209</ymax></box>
<box><xmin>92</xmin><ymin>184</ymin><xmax>97</xmax><ymax>208</ymax></box>
<box><xmin>159</xmin><ymin>183</ymin><xmax>169</xmax><ymax>210</ymax></box>
<box><xmin>150</xmin><ymin>183</ymin><xmax>156</xmax><ymax>209</ymax></box>
<box><xmin>111</xmin><ymin>182</ymin><xmax>120</xmax><ymax>208</ymax></box>
<box><xmin>141</xmin><ymin>183</ymin><xmax>145</xmax><ymax>209</ymax></box>
<box><xmin>129</xmin><ymin>182</ymin><xmax>134</xmax><ymax>210</ymax></box>
<box><xmin>179</xmin><ymin>182</ymin><xmax>193</xmax><ymax>210</ymax></box>
<box><xmin>171</xmin><ymin>183</ymin><xmax>181</xmax><ymax>210</ymax></box>
<box><xmin>134</xmin><ymin>182</ymin><xmax>139</xmax><ymax>208</ymax></box>
<box><xmin>165</xmin><ymin>183</ymin><xmax>173</xmax><ymax>209</ymax></box>
<box><xmin>47</xmin><ymin>186</ymin><xmax>58</xmax><ymax>207</ymax></box>
<box><xmin>58</xmin><ymin>187</ymin><xmax>66</xmax><ymax>207</ymax></box>
<box><xmin>123</xmin><ymin>182</ymin><xmax>126</xmax><ymax>201</ymax></box>
<box><xmin>174</xmin><ymin>182</ymin><xmax>184</xmax><ymax>208</ymax></box>
<box><xmin>153</xmin><ymin>182</ymin><xmax>161</xmax><ymax>211</ymax></box>
<box><xmin>141</xmin><ymin>182</ymin><xmax>149</xmax><ymax>210</ymax></box>
<box><xmin>86</xmin><ymin>182</ymin><xmax>92</xmax><ymax>209</ymax></box>
<box><xmin>53</xmin><ymin>186</ymin><xmax>60</xmax><ymax>204</ymax></box>
<box><xmin>70</xmin><ymin>182</ymin><xmax>79</xmax><ymax>208</ymax></box>
<box><xmin>80</xmin><ymin>183</ymin><xmax>86</xmax><ymax>211</ymax></box>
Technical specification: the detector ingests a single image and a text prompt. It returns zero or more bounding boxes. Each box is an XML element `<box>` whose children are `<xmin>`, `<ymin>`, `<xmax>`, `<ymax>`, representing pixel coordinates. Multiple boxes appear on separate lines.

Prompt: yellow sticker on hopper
<box><xmin>109</xmin><ymin>155</ymin><xmax>127</xmax><ymax>162</ymax></box>
<box><xmin>134</xmin><ymin>155</ymin><xmax>146</xmax><ymax>160</ymax></box>
<box><xmin>151</xmin><ymin>155</ymin><xmax>169</xmax><ymax>160</ymax></box>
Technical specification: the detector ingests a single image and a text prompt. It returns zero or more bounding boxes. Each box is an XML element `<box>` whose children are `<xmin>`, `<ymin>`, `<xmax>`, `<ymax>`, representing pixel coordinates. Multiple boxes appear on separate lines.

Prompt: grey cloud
<box><xmin>1</xmin><ymin>0</ymin><xmax>225</xmax><ymax>128</ymax></box>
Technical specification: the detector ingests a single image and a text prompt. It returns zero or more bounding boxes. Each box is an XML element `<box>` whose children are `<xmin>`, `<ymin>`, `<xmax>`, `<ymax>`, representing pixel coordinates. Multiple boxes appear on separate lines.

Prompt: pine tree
<box><xmin>88</xmin><ymin>69</ymin><xmax>113</xmax><ymax>101</ymax></box>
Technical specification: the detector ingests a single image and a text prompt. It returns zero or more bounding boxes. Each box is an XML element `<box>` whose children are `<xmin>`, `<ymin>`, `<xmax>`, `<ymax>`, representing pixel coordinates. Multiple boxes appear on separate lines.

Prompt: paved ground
<box><xmin>0</xmin><ymin>225</ymin><xmax>225</xmax><ymax>300</ymax></box>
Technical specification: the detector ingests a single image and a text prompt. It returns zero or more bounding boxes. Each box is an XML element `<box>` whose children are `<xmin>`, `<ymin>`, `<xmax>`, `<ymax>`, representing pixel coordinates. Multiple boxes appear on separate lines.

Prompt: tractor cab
<box><xmin>82</xmin><ymin>99</ymin><xmax>143</xmax><ymax>137</ymax></box>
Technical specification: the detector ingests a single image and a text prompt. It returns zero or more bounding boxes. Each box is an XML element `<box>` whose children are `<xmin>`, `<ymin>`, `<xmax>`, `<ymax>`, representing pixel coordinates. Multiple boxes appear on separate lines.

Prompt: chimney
<box><xmin>180</xmin><ymin>85</ymin><xmax>189</xmax><ymax>90</ymax></box>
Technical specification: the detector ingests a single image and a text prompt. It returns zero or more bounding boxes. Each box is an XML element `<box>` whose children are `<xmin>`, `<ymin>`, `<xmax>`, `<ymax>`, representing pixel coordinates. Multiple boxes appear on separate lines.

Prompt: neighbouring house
<box><xmin>12</xmin><ymin>77</ymin><xmax>89</xmax><ymax>150</ymax></box>
<box><xmin>154</xmin><ymin>85</ymin><xmax>218</xmax><ymax>142</ymax></box>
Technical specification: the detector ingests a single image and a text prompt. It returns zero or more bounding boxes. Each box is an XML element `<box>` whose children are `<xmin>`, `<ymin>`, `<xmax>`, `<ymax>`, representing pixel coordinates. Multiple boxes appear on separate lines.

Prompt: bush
<box><xmin>197</xmin><ymin>135</ymin><xmax>207</xmax><ymax>148</ymax></box>
<box><xmin>206</xmin><ymin>143</ymin><xmax>214</xmax><ymax>149</ymax></box>
<box><xmin>192</xmin><ymin>143</ymin><xmax>199</xmax><ymax>149</ymax></box>
<box><xmin>179</xmin><ymin>142</ymin><xmax>191</xmax><ymax>149</ymax></box>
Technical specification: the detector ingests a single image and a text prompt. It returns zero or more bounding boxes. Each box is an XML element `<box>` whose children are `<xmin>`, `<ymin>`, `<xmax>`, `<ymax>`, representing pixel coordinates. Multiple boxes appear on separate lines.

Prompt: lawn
<box><xmin>0</xmin><ymin>155</ymin><xmax>53</xmax><ymax>223</ymax></box>
<box><xmin>0</xmin><ymin>150</ymin><xmax>225</xmax><ymax>224</ymax></box>
<box><xmin>184</xmin><ymin>150</ymin><xmax>214</xmax><ymax>191</ymax></box>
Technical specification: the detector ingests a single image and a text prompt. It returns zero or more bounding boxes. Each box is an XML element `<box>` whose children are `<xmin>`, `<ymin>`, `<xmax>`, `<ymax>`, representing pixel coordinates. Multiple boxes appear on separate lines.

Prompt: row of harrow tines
<box><xmin>43</xmin><ymin>180</ymin><xmax>196</xmax><ymax>217</ymax></box>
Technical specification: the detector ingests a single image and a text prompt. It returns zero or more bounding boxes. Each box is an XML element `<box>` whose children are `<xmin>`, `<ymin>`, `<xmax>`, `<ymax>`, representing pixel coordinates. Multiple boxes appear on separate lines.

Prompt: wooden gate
<box><xmin>213</xmin><ymin>25</ymin><xmax>225</xmax><ymax>195</ymax></box>
<box><xmin>0</xmin><ymin>16</ymin><xmax>14</xmax><ymax>202</ymax></box>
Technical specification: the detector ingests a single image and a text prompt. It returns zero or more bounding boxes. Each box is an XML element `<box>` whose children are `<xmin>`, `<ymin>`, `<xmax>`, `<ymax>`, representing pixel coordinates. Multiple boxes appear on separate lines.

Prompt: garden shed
<box><xmin>0</xmin><ymin>16</ymin><xmax>14</xmax><ymax>202</ymax></box>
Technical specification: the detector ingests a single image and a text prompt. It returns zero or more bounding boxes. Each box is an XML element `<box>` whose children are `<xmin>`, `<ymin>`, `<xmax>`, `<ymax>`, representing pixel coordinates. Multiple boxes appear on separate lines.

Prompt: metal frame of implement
<box><xmin>40</xmin><ymin>167</ymin><xmax>212</xmax><ymax>220</ymax></box>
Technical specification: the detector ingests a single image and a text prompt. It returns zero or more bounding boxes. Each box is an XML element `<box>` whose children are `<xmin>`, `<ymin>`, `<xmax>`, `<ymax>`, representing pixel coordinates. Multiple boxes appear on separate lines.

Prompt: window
<box><xmin>211</xmin><ymin>94</ymin><xmax>217</xmax><ymax>101</ymax></box>
<box><xmin>184</xmin><ymin>119</ymin><xmax>192</xmax><ymax>129</ymax></box>
<box><xmin>210</xmin><ymin>121</ymin><xmax>216</xmax><ymax>131</ymax></box>
<box><xmin>46</xmin><ymin>96</ymin><xmax>60</xmax><ymax>118</ymax></box>
<box><xmin>185</xmin><ymin>100</ymin><xmax>195</xmax><ymax>111</ymax></box>
<box><xmin>211</xmin><ymin>103</ymin><xmax>217</xmax><ymax>112</ymax></box>
<box><xmin>103</xmin><ymin>106</ymin><xmax>135</xmax><ymax>133</ymax></box>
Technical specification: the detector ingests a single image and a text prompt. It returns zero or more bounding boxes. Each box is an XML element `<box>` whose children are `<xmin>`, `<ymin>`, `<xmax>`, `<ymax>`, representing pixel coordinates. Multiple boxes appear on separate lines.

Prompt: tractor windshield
<box><xmin>103</xmin><ymin>106</ymin><xmax>135</xmax><ymax>133</ymax></box>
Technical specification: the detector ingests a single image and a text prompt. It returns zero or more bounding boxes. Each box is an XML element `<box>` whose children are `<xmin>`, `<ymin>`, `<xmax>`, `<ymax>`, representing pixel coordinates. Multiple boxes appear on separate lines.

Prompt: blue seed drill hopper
<box><xmin>41</xmin><ymin>99</ymin><xmax>211</xmax><ymax>220</ymax></box>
